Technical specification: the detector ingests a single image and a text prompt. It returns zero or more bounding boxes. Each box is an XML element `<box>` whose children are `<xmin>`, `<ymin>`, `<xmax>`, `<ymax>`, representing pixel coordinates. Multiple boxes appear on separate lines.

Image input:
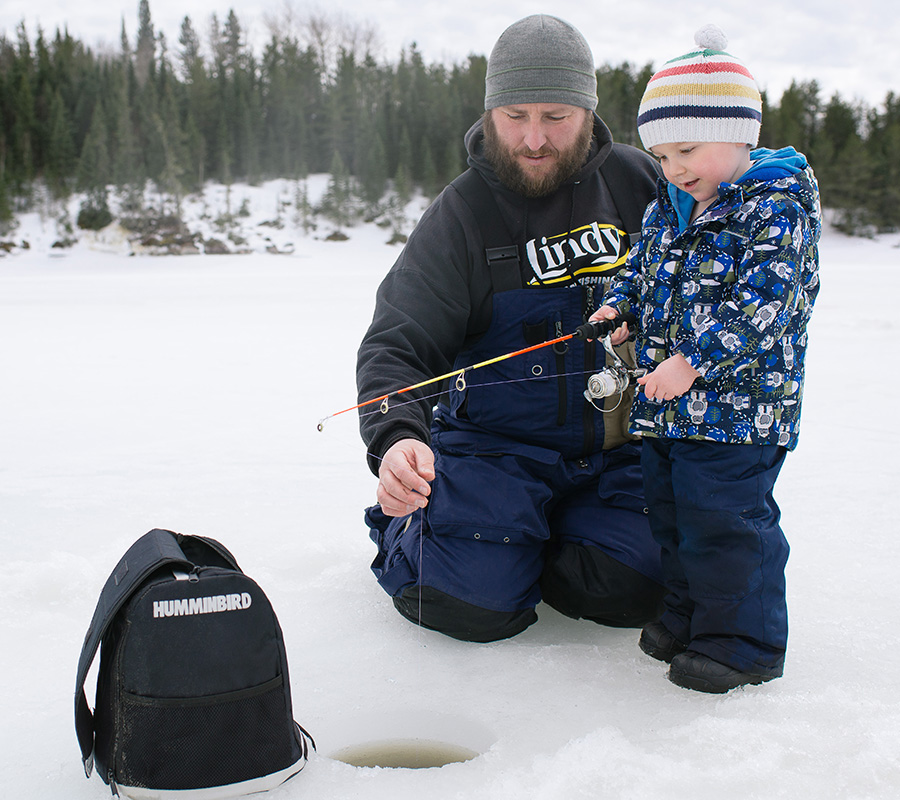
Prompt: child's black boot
<box><xmin>639</xmin><ymin>621</ymin><xmax>688</xmax><ymax>663</ymax></box>
<box><xmin>668</xmin><ymin>651</ymin><xmax>776</xmax><ymax>693</ymax></box>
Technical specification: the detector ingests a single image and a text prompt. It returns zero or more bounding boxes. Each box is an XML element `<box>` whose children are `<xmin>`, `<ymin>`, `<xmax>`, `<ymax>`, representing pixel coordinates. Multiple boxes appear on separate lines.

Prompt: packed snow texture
<box><xmin>1</xmin><ymin>178</ymin><xmax>898</xmax><ymax>799</ymax></box>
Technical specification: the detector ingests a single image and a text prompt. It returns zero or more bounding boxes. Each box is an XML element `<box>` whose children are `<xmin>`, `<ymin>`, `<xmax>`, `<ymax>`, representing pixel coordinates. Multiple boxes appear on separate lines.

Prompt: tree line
<box><xmin>1</xmin><ymin>1</ymin><xmax>898</xmax><ymax>236</ymax></box>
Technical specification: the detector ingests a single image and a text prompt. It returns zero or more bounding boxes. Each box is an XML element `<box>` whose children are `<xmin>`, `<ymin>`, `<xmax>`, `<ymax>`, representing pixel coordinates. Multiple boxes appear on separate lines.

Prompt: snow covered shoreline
<box><xmin>0</xmin><ymin>177</ymin><xmax>427</xmax><ymax>260</ymax></box>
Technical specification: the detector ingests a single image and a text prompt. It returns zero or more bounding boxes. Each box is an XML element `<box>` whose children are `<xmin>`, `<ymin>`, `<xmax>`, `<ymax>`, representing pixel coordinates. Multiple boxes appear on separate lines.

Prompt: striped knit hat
<box><xmin>636</xmin><ymin>25</ymin><xmax>762</xmax><ymax>149</ymax></box>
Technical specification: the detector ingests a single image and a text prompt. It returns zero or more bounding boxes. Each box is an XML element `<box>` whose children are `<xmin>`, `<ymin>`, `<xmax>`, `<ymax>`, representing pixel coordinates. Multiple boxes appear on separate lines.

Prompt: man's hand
<box><xmin>588</xmin><ymin>305</ymin><xmax>631</xmax><ymax>346</ymax></box>
<box><xmin>377</xmin><ymin>438</ymin><xmax>435</xmax><ymax>517</ymax></box>
<box><xmin>638</xmin><ymin>354</ymin><xmax>700</xmax><ymax>401</ymax></box>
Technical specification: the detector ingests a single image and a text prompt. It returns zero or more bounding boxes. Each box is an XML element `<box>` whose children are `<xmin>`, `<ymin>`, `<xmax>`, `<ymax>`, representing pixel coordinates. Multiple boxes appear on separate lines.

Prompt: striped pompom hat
<box><xmin>636</xmin><ymin>24</ymin><xmax>762</xmax><ymax>150</ymax></box>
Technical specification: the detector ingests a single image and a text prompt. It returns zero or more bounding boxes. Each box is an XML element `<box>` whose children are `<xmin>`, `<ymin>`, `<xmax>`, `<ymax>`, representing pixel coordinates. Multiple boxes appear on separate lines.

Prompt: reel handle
<box><xmin>573</xmin><ymin>311</ymin><xmax>637</xmax><ymax>341</ymax></box>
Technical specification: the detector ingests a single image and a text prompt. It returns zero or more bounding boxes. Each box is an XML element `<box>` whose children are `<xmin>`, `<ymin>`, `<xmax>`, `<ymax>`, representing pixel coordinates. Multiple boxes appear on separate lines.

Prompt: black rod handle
<box><xmin>572</xmin><ymin>311</ymin><xmax>637</xmax><ymax>340</ymax></box>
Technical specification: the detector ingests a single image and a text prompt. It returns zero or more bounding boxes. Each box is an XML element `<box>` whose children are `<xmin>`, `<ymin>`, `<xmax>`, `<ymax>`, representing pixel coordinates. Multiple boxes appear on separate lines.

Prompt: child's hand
<box><xmin>638</xmin><ymin>354</ymin><xmax>700</xmax><ymax>401</ymax></box>
<box><xmin>588</xmin><ymin>306</ymin><xmax>631</xmax><ymax>345</ymax></box>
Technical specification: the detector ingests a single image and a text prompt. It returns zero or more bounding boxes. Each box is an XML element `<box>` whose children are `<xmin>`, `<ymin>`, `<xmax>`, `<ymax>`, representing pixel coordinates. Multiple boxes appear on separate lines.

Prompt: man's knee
<box><xmin>393</xmin><ymin>585</ymin><xmax>537</xmax><ymax>643</ymax></box>
<box><xmin>541</xmin><ymin>543</ymin><xmax>665</xmax><ymax>628</ymax></box>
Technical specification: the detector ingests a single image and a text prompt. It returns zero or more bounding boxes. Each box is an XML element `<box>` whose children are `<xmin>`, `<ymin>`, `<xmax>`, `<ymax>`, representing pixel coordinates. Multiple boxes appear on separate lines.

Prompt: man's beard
<box><xmin>483</xmin><ymin>110</ymin><xmax>594</xmax><ymax>198</ymax></box>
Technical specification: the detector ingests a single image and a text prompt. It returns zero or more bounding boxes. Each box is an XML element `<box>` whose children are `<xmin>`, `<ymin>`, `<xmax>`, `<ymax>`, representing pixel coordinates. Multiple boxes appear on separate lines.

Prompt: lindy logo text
<box><xmin>525</xmin><ymin>222</ymin><xmax>626</xmax><ymax>283</ymax></box>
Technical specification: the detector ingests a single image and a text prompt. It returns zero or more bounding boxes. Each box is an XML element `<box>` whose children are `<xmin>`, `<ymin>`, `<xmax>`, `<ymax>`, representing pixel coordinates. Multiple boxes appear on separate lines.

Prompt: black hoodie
<box><xmin>356</xmin><ymin>113</ymin><xmax>660</xmax><ymax>473</ymax></box>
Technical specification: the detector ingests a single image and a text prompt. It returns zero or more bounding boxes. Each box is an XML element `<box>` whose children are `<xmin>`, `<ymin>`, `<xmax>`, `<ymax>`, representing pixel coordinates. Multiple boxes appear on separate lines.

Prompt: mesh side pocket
<box><xmin>116</xmin><ymin>675</ymin><xmax>298</xmax><ymax>790</ymax></box>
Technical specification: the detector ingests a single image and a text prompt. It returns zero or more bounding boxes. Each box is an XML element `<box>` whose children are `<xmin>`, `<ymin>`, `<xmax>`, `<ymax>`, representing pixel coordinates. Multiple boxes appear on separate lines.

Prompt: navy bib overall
<box><xmin>366</xmin><ymin>287</ymin><xmax>665</xmax><ymax>641</ymax></box>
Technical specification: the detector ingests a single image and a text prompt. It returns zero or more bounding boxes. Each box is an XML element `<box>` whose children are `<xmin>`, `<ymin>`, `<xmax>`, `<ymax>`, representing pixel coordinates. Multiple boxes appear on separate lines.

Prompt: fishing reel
<box><xmin>583</xmin><ymin>341</ymin><xmax>647</xmax><ymax>409</ymax></box>
<box><xmin>575</xmin><ymin>312</ymin><xmax>646</xmax><ymax>410</ymax></box>
<box><xmin>585</xmin><ymin>367</ymin><xmax>631</xmax><ymax>401</ymax></box>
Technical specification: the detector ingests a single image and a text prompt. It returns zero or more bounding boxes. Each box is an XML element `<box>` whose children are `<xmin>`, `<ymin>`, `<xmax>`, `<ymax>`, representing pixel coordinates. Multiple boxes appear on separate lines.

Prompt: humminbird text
<box><xmin>152</xmin><ymin>593</ymin><xmax>252</xmax><ymax>618</ymax></box>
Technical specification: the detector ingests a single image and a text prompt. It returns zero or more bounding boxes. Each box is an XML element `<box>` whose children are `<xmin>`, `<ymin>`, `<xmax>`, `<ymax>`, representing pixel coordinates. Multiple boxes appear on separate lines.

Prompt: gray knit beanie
<box><xmin>485</xmin><ymin>15</ymin><xmax>598</xmax><ymax>111</ymax></box>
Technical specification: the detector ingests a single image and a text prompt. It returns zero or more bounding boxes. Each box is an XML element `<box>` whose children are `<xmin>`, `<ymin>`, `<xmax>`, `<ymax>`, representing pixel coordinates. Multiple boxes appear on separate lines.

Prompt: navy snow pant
<box><xmin>366</xmin><ymin>427</ymin><xmax>664</xmax><ymax>642</ymax></box>
<box><xmin>641</xmin><ymin>438</ymin><xmax>789</xmax><ymax>678</ymax></box>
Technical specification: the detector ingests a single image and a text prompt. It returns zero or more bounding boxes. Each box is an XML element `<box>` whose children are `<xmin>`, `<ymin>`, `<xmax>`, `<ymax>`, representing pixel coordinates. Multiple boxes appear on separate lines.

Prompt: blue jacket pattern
<box><xmin>603</xmin><ymin>147</ymin><xmax>821</xmax><ymax>450</ymax></box>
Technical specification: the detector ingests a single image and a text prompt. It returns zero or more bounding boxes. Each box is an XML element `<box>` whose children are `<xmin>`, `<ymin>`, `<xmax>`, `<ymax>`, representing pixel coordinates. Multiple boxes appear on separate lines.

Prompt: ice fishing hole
<box><xmin>326</xmin><ymin>711</ymin><xmax>496</xmax><ymax>770</ymax></box>
<box><xmin>331</xmin><ymin>738</ymin><xmax>480</xmax><ymax>769</ymax></box>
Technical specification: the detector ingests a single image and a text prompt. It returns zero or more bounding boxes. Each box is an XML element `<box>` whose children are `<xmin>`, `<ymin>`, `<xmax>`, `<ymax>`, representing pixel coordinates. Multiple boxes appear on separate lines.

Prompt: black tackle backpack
<box><xmin>75</xmin><ymin>528</ymin><xmax>314</xmax><ymax>799</ymax></box>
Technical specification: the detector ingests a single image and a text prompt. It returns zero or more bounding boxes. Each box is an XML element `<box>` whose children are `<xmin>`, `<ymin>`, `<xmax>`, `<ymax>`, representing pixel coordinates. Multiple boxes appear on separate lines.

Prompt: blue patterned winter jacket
<box><xmin>603</xmin><ymin>147</ymin><xmax>821</xmax><ymax>450</ymax></box>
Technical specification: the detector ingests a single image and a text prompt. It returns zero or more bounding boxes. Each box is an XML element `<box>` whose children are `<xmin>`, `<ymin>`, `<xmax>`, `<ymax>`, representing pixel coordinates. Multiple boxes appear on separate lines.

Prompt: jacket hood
<box><xmin>464</xmin><ymin>112</ymin><xmax>615</xmax><ymax>198</ymax></box>
<box><xmin>742</xmin><ymin>146</ymin><xmax>808</xmax><ymax>181</ymax></box>
<box><xmin>664</xmin><ymin>145</ymin><xmax>819</xmax><ymax>231</ymax></box>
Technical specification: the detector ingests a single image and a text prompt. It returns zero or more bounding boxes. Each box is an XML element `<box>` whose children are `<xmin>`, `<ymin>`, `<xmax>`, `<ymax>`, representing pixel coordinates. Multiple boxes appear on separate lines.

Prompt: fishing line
<box><xmin>417</xmin><ymin>505</ymin><xmax>425</xmax><ymax>637</ymax></box>
<box><xmin>317</xmin><ymin>424</ymin><xmax>432</xmax><ymax>639</ymax></box>
<box><xmin>352</xmin><ymin>367</ymin><xmax>608</xmax><ymax>423</ymax></box>
<box><xmin>372</xmin><ymin>450</ymin><xmax>429</xmax><ymax>639</ymax></box>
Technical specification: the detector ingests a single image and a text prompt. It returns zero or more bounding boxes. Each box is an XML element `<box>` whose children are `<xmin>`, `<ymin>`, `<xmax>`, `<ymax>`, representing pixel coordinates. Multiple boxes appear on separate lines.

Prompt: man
<box><xmin>357</xmin><ymin>14</ymin><xmax>664</xmax><ymax>642</ymax></box>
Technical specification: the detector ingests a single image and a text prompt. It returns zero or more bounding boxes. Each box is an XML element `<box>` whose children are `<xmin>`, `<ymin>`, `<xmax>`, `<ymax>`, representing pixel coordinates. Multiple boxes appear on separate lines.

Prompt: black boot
<box><xmin>639</xmin><ymin>621</ymin><xmax>688</xmax><ymax>663</ymax></box>
<box><xmin>668</xmin><ymin>651</ymin><xmax>776</xmax><ymax>693</ymax></box>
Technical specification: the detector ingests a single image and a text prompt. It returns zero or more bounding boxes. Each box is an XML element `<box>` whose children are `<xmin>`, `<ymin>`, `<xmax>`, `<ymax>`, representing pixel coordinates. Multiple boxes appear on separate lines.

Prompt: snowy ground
<box><xmin>2</xmin><ymin>181</ymin><xmax>899</xmax><ymax>799</ymax></box>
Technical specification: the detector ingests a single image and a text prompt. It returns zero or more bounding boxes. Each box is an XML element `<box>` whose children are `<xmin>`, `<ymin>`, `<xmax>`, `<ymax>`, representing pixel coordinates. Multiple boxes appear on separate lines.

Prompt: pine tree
<box><xmin>293</xmin><ymin>178</ymin><xmax>315</xmax><ymax>235</ymax></box>
<box><xmin>0</xmin><ymin>95</ymin><xmax>12</xmax><ymax>223</ymax></box>
<box><xmin>59</xmin><ymin>32</ymin><xmax>102</xmax><ymax>158</ymax></box>
<box><xmin>213</xmin><ymin>114</ymin><xmax>233</xmax><ymax>187</ymax></box>
<box><xmin>328</xmin><ymin>48</ymin><xmax>360</xmax><ymax>174</ymax></box>
<box><xmin>182</xmin><ymin>111</ymin><xmax>206</xmax><ymax>191</ymax></box>
<box><xmin>769</xmin><ymin>80</ymin><xmax>821</xmax><ymax>154</ymax></box>
<box><xmin>77</xmin><ymin>100</ymin><xmax>111</xmax><ymax>191</ymax></box>
<box><xmin>355</xmin><ymin>86</ymin><xmax>388</xmax><ymax>210</ymax></box>
<box><xmin>385</xmin><ymin>161</ymin><xmax>412</xmax><ymax>241</ymax></box>
<box><xmin>757</xmin><ymin>90</ymin><xmax>775</xmax><ymax>149</ymax></box>
<box><xmin>9</xmin><ymin>25</ymin><xmax>38</xmax><ymax>193</ymax></box>
<box><xmin>811</xmin><ymin>94</ymin><xmax>863</xmax><ymax>232</ymax></box>
<box><xmin>135</xmin><ymin>0</ymin><xmax>155</xmax><ymax>86</ymax></box>
<box><xmin>394</xmin><ymin>124</ymin><xmax>414</xmax><ymax>195</ymax></box>
<box><xmin>358</xmin><ymin>131</ymin><xmax>388</xmax><ymax>212</ymax></box>
<box><xmin>596</xmin><ymin>61</ymin><xmax>652</xmax><ymax>146</ymax></box>
<box><xmin>0</xmin><ymin>173</ymin><xmax>12</xmax><ymax>227</ymax></box>
<box><xmin>111</xmin><ymin>64</ymin><xmax>144</xmax><ymax>211</ymax></box>
<box><xmin>134</xmin><ymin>71</ymin><xmax>162</xmax><ymax>182</ymax></box>
<box><xmin>43</xmin><ymin>88</ymin><xmax>77</xmax><ymax>196</ymax></box>
<box><xmin>120</xmin><ymin>18</ymin><xmax>131</xmax><ymax>57</ymax></box>
<box><xmin>177</xmin><ymin>16</ymin><xmax>202</xmax><ymax>82</ymax></box>
<box><xmin>153</xmin><ymin>59</ymin><xmax>188</xmax><ymax>211</ymax></box>
<box><xmin>209</xmin><ymin>11</ymin><xmax>260</xmax><ymax>183</ymax></box>
<box><xmin>454</xmin><ymin>55</ymin><xmax>487</xmax><ymax>128</ymax></box>
<box><xmin>178</xmin><ymin>15</ymin><xmax>214</xmax><ymax>187</ymax></box>
<box><xmin>420</xmin><ymin>138</ymin><xmax>439</xmax><ymax>199</ymax></box>
<box><xmin>222</xmin><ymin>10</ymin><xmax>244</xmax><ymax>76</ymax></box>
<box><xmin>864</xmin><ymin>93</ymin><xmax>900</xmax><ymax>231</ymax></box>
<box><xmin>320</xmin><ymin>150</ymin><xmax>354</xmax><ymax>231</ymax></box>
<box><xmin>451</xmin><ymin>132</ymin><xmax>468</xmax><ymax>177</ymax></box>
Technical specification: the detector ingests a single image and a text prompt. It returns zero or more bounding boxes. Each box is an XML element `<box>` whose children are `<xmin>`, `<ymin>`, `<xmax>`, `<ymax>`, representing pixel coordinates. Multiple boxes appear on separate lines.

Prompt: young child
<box><xmin>592</xmin><ymin>25</ymin><xmax>821</xmax><ymax>692</ymax></box>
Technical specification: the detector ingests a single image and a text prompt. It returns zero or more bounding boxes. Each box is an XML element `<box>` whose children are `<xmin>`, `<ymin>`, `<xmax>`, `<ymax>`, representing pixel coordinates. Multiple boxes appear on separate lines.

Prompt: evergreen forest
<box><xmin>2</xmin><ymin>1</ymin><xmax>898</xmax><ymax>237</ymax></box>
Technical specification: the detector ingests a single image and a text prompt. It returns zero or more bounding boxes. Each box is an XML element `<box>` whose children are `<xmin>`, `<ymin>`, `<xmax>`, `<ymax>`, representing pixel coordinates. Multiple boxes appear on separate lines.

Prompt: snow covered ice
<box><xmin>1</xmin><ymin>180</ymin><xmax>899</xmax><ymax>799</ymax></box>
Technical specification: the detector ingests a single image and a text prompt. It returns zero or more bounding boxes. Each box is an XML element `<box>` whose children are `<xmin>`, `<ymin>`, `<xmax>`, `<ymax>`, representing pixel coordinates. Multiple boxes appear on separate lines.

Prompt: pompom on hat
<box><xmin>636</xmin><ymin>25</ymin><xmax>762</xmax><ymax>150</ymax></box>
<box><xmin>485</xmin><ymin>15</ymin><xmax>598</xmax><ymax>111</ymax></box>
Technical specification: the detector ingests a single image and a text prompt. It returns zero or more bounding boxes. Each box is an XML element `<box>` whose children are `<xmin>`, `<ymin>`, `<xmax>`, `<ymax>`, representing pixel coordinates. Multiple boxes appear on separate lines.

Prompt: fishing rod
<box><xmin>316</xmin><ymin>312</ymin><xmax>637</xmax><ymax>431</ymax></box>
